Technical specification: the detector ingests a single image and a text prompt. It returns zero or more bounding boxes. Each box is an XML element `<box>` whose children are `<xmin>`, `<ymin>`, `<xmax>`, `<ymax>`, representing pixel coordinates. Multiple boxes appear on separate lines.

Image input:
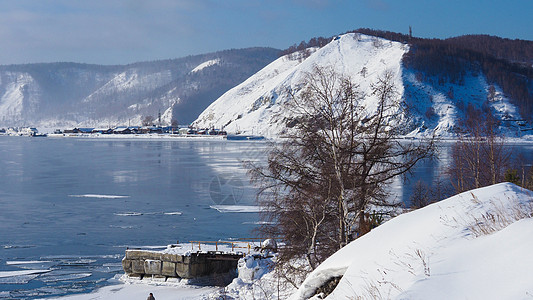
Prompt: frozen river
<box><xmin>0</xmin><ymin>137</ymin><xmax>269</xmax><ymax>298</ymax></box>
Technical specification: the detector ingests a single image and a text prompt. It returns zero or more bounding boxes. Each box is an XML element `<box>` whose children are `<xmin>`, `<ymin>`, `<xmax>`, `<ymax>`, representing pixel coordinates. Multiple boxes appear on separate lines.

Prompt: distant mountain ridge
<box><xmin>0</xmin><ymin>47</ymin><xmax>280</xmax><ymax>128</ymax></box>
<box><xmin>1</xmin><ymin>28</ymin><xmax>532</xmax><ymax>136</ymax></box>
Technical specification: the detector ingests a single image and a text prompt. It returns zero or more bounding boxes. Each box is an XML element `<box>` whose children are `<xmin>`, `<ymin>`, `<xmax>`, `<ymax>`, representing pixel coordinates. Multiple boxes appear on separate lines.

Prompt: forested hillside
<box><xmin>283</xmin><ymin>29</ymin><xmax>533</xmax><ymax>121</ymax></box>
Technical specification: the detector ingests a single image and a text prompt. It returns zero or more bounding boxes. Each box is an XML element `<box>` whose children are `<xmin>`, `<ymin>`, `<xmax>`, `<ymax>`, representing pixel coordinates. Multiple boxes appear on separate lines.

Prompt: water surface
<box><xmin>0</xmin><ymin>137</ymin><xmax>268</xmax><ymax>298</ymax></box>
<box><xmin>0</xmin><ymin>136</ymin><xmax>531</xmax><ymax>298</ymax></box>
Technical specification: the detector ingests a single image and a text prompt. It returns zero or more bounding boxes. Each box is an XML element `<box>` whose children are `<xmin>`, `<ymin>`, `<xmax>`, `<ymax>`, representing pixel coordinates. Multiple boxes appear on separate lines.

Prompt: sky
<box><xmin>0</xmin><ymin>0</ymin><xmax>531</xmax><ymax>65</ymax></box>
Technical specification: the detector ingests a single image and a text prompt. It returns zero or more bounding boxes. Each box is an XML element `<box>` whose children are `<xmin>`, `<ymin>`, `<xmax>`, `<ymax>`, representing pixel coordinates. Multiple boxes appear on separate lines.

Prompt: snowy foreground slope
<box><xmin>291</xmin><ymin>183</ymin><xmax>533</xmax><ymax>300</ymax></box>
<box><xmin>194</xmin><ymin>33</ymin><xmax>524</xmax><ymax>138</ymax></box>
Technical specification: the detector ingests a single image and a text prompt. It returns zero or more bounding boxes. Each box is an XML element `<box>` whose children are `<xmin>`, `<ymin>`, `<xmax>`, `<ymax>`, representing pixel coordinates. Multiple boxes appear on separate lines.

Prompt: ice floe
<box><xmin>209</xmin><ymin>205</ymin><xmax>262</xmax><ymax>213</ymax></box>
<box><xmin>69</xmin><ymin>194</ymin><xmax>130</xmax><ymax>199</ymax></box>
<box><xmin>0</xmin><ymin>269</ymin><xmax>51</xmax><ymax>278</ymax></box>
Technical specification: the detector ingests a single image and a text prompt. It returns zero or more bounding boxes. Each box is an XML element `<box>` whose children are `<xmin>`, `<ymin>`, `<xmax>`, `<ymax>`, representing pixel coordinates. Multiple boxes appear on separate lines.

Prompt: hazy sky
<box><xmin>0</xmin><ymin>0</ymin><xmax>531</xmax><ymax>65</ymax></box>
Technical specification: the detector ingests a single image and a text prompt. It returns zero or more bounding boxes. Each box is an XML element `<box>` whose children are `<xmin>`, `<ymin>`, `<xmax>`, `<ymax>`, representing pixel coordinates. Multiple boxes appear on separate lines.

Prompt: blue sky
<box><xmin>0</xmin><ymin>0</ymin><xmax>531</xmax><ymax>65</ymax></box>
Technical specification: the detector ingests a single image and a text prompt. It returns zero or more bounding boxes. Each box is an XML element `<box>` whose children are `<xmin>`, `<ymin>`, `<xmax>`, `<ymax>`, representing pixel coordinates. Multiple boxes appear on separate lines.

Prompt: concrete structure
<box><xmin>122</xmin><ymin>249</ymin><xmax>242</xmax><ymax>279</ymax></box>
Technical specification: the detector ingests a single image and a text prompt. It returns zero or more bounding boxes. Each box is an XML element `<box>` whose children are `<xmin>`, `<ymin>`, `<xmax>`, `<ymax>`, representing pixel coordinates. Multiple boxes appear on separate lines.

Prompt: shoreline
<box><xmin>2</xmin><ymin>132</ymin><xmax>533</xmax><ymax>144</ymax></box>
<box><xmin>47</xmin><ymin>133</ymin><xmax>229</xmax><ymax>140</ymax></box>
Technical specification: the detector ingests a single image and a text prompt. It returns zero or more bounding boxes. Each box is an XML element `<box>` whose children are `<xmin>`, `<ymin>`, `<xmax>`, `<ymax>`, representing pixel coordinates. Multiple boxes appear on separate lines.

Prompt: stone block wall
<box><xmin>122</xmin><ymin>249</ymin><xmax>242</xmax><ymax>279</ymax></box>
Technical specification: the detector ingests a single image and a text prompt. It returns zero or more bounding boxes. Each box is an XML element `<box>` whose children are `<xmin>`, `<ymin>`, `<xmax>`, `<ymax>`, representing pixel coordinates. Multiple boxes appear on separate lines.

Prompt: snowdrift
<box><xmin>291</xmin><ymin>183</ymin><xmax>533</xmax><ymax>299</ymax></box>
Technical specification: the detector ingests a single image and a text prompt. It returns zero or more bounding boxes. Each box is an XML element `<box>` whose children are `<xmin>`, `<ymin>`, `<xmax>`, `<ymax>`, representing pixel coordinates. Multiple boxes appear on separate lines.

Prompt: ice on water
<box><xmin>69</xmin><ymin>194</ymin><xmax>130</xmax><ymax>199</ymax></box>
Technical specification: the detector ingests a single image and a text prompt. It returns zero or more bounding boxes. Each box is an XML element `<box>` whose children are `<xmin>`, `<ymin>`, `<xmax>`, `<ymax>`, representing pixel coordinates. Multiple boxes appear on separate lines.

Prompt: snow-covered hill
<box><xmin>0</xmin><ymin>48</ymin><xmax>279</xmax><ymax>128</ymax></box>
<box><xmin>194</xmin><ymin>33</ymin><xmax>525</xmax><ymax>137</ymax></box>
<box><xmin>290</xmin><ymin>182</ymin><xmax>533</xmax><ymax>299</ymax></box>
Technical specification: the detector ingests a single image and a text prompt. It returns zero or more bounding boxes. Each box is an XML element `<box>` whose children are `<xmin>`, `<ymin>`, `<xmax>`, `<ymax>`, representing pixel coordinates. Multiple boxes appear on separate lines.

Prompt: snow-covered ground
<box><xmin>291</xmin><ymin>182</ymin><xmax>533</xmax><ymax>299</ymax></box>
<box><xmin>49</xmin><ymin>276</ymin><xmax>218</xmax><ymax>300</ymax></box>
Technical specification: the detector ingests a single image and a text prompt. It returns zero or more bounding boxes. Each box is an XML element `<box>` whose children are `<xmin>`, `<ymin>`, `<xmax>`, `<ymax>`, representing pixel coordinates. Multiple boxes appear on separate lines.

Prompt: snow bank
<box><xmin>237</xmin><ymin>255</ymin><xmax>273</xmax><ymax>283</ymax></box>
<box><xmin>51</xmin><ymin>276</ymin><xmax>217</xmax><ymax>300</ymax></box>
<box><xmin>290</xmin><ymin>183</ymin><xmax>533</xmax><ymax>299</ymax></box>
<box><xmin>209</xmin><ymin>254</ymin><xmax>297</xmax><ymax>300</ymax></box>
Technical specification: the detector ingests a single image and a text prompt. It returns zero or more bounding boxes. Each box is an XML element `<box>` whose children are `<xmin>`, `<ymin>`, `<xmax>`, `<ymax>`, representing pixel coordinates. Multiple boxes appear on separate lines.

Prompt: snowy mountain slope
<box><xmin>194</xmin><ymin>33</ymin><xmax>527</xmax><ymax>137</ymax></box>
<box><xmin>0</xmin><ymin>72</ymin><xmax>41</xmax><ymax>124</ymax></box>
<box><xmin>191</xmin><ymin>59</ymin><xmax>220</xmax><ymax>73</ymax></box>
<box><xmin>402</xmin><ymin>69</ymin><xmax>523</xmax><ymax>137</ymax></box>
<box><xmin>290</xmin><ymin>183</ymin><xmax>533</xmax><ymax>299</ymax></box>
<box><xmin>194</xmin><ymin>33</ymin><xmax>408</xmax><ymax>137</ymax></box>
<box><xmin>82</xmin><ymin>69</ymin><xmax>173</xmax><ymax>103</ymax></box>
<box><xmin>0</xmin><ymin>47</ymin><xmax>280</xmax><ymax>128</ymax></box>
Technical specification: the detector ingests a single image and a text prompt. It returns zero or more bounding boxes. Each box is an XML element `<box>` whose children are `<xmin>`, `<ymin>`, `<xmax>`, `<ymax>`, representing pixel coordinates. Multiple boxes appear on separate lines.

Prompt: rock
<box><xmin>122</xmin><ymin>258</ymin><xmax>133</xmax><ymax>274</ymax></box>
<box><xmin>144</xmin><ymin>259</ymin><xmax>162</xmax><ymax>275</ymax></box>
<box><xmin>176</xmin><ymin>261</ymin><xmax>189</xmax><ymax>278</ymax></box>
<box><xmin>126</xmin><ymin>250</ymin><xmax>161</xmax><ymax>260</ymax></box>
<box><xmin>128</xmin><ymin>273</ymin><xmax>143</xmax><ymax>279</ymax></box>
<box><xmin>132</xmin><ymin>260</ymin><xmax>145</xmax><ymax>274</ymax></box>
<box><xmin>161</xmin><ymin>253</ymin><xmax>181</xmax><ymax>263</ymax></box>
<box><xmin>189</xmin><ymin>260</ymin><xmax>207</xmax><ymax>277</ymax></box>
<box><xmin>314</xmin><ymin>276</ymin><xmax>343</xmax><ymax>298</ymax></box>
<box><xmin>123</xmin><ymin>251</ymin><xmax>240</xmax><ymax>280</ymax></box>
<box><xmin>261</xmin><ymin>239</ymin><xmax>277</xmax><ymax>252</ymax></box>
<box><xmin>162</xmin><ymin>261</ymin><xmax>177</xmax><ymax>277</ymax></box>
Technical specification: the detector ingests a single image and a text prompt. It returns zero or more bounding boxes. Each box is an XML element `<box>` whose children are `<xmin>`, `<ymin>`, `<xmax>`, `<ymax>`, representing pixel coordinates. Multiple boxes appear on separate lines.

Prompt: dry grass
<box><xmin>414</xmin><ymin>249</ymin><xmax>430</xmax><ymax>277</ymax></box>
<box><xmin>347</xmin><ymin>273</ymin><xmax>402</xmax><ymax>300</ymax></box>
<box><xmin>466</xmin><ymin>193</ymin><xmax>533</xmax><ymax>238</ymax></box>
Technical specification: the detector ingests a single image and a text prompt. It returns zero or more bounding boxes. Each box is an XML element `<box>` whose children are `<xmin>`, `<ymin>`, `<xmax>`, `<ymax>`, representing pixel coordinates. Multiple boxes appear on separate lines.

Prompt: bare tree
<box><xmin>410</xmin><ymin>180</ymin><xmax>431</xmax><ymax>209</ymax></box>
<box><xmin>409</xmin><ymin>179</ymin><xmax>451</xmax><ymax>209</ymax></box>
<box><xmin>448</xmin><ymin>112</ymin><xmax>511</xmax><ymax>193</ymax></box>
<box><xmin>487</xmin><ymin>85</ymin><xmax>497</xmax><ymax>102</ymax></box>
<box><xmin>142</xmin><ymin>115</ymin><xmax>155</xmax><ymax>126</ymax></box>
<box><xmin>248</xmin><ymin>66</ymin><xmax>436</xmax><ymax>271</ymax></box>
<box><xmin>360</xmin><ymin>67</ymin><xmax>368</xmax><ymax>78</ymax></box>
<box><xmin>527</xmin><ymin>168</ymin><xmax>533</xmax><ymax>190</ymax></box>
